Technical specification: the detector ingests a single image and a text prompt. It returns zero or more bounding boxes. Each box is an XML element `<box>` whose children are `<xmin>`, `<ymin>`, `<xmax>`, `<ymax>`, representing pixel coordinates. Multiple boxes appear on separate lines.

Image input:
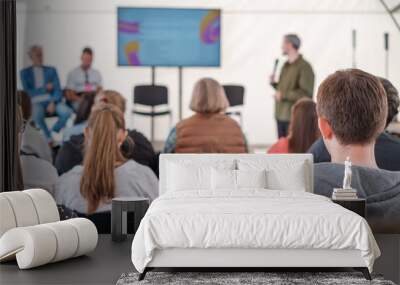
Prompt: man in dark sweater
<box><xmin>270</xmin><ymin>34</ymin><xmax>315</xmax><ymax>138</ymax></box>
<box><xmin>314</xmin><ymin>69</ymin><xmax>400</xmax><ymax>233</ymax></box>
<box><xmin>309</xmin><ymin>78</ymin><xmax>400</xmax><ymax>171</ymax></box>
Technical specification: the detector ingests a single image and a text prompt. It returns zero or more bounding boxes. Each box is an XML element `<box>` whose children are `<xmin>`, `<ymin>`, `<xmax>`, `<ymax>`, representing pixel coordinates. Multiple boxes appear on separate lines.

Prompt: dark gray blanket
<box><xmin>314</xmin><ymin>163</ymin><xmax>400</xmax><ymax>233</ymax></box>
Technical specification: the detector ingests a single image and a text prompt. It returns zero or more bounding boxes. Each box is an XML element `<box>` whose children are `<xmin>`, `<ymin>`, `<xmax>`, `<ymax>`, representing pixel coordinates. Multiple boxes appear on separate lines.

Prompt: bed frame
<box><xmin>139</xmin><ymin>248</ymin><xmax>371</xmax><ymax>280</ymax></box>
<box><xmin>138</xmin><ymin>154</ymin><xmax>372</xmax><ymax>281</ymax></box>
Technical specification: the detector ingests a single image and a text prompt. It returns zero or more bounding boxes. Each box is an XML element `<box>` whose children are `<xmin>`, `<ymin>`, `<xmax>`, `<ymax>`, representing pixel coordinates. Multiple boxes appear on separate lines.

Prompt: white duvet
<box><xmin>131</xmin><ymin>190</ymin><xmax>380</xmax><ymax>273</ymax></box>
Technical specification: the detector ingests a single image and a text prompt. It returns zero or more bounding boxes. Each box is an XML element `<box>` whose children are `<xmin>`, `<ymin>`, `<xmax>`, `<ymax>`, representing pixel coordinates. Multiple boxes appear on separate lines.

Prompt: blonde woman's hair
<box><xmin>98</xmin><ymin>90</ymin><xmax>126</xmax><ymax>113</ymax></box>
<box><xmin>80</xmin><ymin>103</ymin><xmax>126</xmax><ymax>214</ymax></box>
<box><xmin>189</xmin><ymin>78</ymin><xmax>229</xmax><ymax>114</ymax></box>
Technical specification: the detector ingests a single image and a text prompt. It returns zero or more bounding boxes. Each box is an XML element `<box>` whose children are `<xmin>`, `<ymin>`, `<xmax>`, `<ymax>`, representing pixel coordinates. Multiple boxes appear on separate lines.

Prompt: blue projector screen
<box><xmin>117</xmin><ymin>7</ymin><xmax>221</xmax><ymax>67</ymax></box>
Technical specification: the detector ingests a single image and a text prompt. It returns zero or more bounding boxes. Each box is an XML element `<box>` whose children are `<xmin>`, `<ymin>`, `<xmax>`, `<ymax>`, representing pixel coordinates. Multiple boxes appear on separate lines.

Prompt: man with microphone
<box><xmin>270</xmin><ymin>34</ymin><xmax>315</xmax><ymax>138</ymax></box>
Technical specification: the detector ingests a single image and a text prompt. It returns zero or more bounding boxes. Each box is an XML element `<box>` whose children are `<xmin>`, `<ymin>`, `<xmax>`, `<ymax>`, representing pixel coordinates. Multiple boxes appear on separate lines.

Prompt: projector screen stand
<box><xmin>178</xmin><ymin>66</ymin><xmax>183</xmax><ymax>120</ymax></box>
<box><xmin>149</xmin><ymin>66</ymin><xmax>183</xmax><ymax>120</ymax></box>
<box><xmin>151</xmin><ymin>66</ymin><xmax>156</xmax><ymax>85</ymax></box>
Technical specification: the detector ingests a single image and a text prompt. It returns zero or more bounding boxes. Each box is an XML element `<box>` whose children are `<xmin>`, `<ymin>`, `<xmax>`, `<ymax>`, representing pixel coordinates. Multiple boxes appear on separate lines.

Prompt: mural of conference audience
<box><xmin>17</xmin><ymin>44</ymin><xmax>400</xmax><ymax>234</ymax></box>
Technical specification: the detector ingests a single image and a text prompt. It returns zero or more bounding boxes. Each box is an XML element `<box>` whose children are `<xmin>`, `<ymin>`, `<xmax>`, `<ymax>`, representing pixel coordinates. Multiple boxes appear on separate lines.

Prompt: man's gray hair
<box><xmin>284</xmin><ymin>34</ymin><xmax>301</xmax><ymax>50</ymax></box>
<box><xmin>28</xmin><ymin>45</ymin><xmax>42</xmax><ymax>56</ymax></box>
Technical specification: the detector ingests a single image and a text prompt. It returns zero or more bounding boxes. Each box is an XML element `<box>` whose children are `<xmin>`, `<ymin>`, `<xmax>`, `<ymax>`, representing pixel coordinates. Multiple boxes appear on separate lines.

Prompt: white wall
<box><xmin>17</xmin><ymin>0</ymin><xmax>400</xmax><ymax>144</ymax></box>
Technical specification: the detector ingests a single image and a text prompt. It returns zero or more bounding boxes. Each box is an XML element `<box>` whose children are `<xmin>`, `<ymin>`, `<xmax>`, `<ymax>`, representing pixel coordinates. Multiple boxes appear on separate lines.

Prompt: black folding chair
<box><xmin>132</xmin><ymin>85</ymin><xmax>172</xmax><ymax>142</ymax></box>
<box><xmin>223</xmin><ymin>85</ymin><xmax>245</xmax><ymax>126</ymax></box>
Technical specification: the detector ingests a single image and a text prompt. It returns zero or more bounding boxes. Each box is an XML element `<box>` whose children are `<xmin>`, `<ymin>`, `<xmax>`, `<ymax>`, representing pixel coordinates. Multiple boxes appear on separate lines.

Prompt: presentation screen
<box><xmin>117</xmin><ymin>7</ymin><xmax>221</xmax><ymax>67</ymax></box>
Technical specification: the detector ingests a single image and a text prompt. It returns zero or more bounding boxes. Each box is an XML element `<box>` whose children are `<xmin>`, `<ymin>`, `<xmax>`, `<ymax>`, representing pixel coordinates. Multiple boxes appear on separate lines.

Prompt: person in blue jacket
<box><xmin>21</xmin><ymin>45</ymin><xmax>72</xmax><ymax>142</ymax></box>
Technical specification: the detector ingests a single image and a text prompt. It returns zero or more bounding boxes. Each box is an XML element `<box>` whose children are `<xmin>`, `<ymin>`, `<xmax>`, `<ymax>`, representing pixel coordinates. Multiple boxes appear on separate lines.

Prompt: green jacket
<box><xmin>271</xmin><ymin>55</ymin><xmax>315</xmax><ymax>122</ymax></box>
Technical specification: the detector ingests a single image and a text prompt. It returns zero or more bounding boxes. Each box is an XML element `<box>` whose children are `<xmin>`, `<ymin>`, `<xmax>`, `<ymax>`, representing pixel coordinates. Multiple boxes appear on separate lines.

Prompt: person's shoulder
<box><xmin>313</xmin><ymin>163</ymin><xmax>345</xmax><ymax>187</ymax></box>
<box><xmin>296</xmin><ymin>54</ymin><xmax>312</xmax><ymax>67</ymax></box>
<box><xmin>299</xmin><ymin>57</ymin><xmax>313</xmax><ymax>69</ymax></box>
<box><xmin>60</xmin><ymin>134</ymin><xmax>84</xmax><ymax>152</ymax></box>
<box><xmin>378</xmin><ymin>132</ymin><xmax>400</xmax><ymax>146</ymax></box>
<box><xmin>90</xmin><ymin>68</ymin><xmax>101</xmax><ymax>75</ymax></box>
<box><xmin>128</xmin><ymin>129</ymin><xmax>149</xmax><ymax>142</ymax></box>
<box><xmin>276</xmin><ymin>137</ymin><xmax>289</xmax><ymax>145</ymax></box>
<box><xmin>176</xmin><ymin>115</ymin><xmax>195</xmax><ymax>128</ymax></box>
<box><xmin>21</xmin><ymin>155</ymin><xmax>58</xmax><ymax>179</ymax></box>
<box><xmin>20</xmin><ymin>66</ymin><xmax>32</xmax><ymax>74</ymax></box>
<box><xmin>70</xmin><ymin>164</ymin><xmax>84</xmax><ymax>173</ymax></box>
<box><xmin>308</xmin><ymin>138</ymin><xmax>331</xmax><ymax>162</ymax></box>
<box><xmin>120</xmin><ymin>160</ymin><xmax>146</xmax><ymax>171</ymax></box>
<box><xmin>353</xmin><ymin>164</ymin><xmax>400</xmax><ymax>177</ymax></box>
<box><xmin>218</xmin><ymin>113</ymin><xmax>241</xmax><ymax>127</ymax></box>
<box><xmin>60</xmin><ymin>165</ymin><xmax>83</xmax><ymax>177</ymax></box>
<box><xmin>268</xmin><ymin>137</ymin><xmax>289</xmax><ymax>154</ymax></box>
<box><xmin>43</xmin><ymin>65</ymin><xmax>57</xmax><ymax>72</ymax></box>
<box><xmin>309</xmin><ymin>137</ymin><xmax>324</xmax><ymax>149</ymax></box>
<box><xmin>68</xmin><ymin>66</ymin><xmax>81</xmax><ymax>75</ymax></box>
<box><xmin>123</xmin><ymin>160</ymin><xmax>155</xmax><ymax>175</ymax></box>
<box><xmin>55</xmin><ymin>165</ymin><xmax>83</xmax><ymax>195</ymax></box>
<box><xmin>314</xmin><ymin>162</ymin><xmax>343</xmax><ymax>174</ymax></box>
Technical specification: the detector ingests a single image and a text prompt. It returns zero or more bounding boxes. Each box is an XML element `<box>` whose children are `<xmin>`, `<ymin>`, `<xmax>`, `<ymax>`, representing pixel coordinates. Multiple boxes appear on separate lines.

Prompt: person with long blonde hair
<box><xmin>54</xmin><ymin>103</ymin><xmax>158</xmax><ymax>214</ymax></box>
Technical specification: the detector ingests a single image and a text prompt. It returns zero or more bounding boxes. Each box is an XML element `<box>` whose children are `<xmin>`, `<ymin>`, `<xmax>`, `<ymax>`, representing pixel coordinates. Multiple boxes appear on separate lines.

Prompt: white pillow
<box><xmin>211</xmin><ymin>169</ymin><xmax>236</xmax><ymax>190</ymax></box>
<box><xmin>211</xmin><ymin>169</ymin><xmax>268</xmax><ymax>190</ymax></box>
<box><xmin>166</xmin><ymin>160</ymin><xmax>235</xmax><ymax>192</ymax></box>
<box><xmin>167</xmin><ymin>163</ymin><xmax>211</xmax><ymax>191</ymax></box>
<box><xmin>237</xmin><ymin>169</ymin><xmax>268</xmax><ymax>189</ymax></box>
<box><xmin>238</xmin><ymin>159</ymin><xmax>306</xmax><ymax>191</ymax></box>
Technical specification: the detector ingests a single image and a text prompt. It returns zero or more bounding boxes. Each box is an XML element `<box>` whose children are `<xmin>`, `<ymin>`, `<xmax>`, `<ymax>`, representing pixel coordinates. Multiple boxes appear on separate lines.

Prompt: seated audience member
<box><xmin>268</xmin><ymin>98</ymin><xmax>320</xmax><ymax>153</ymax></box>
<box><xmin>55</xmin><ymin>90</ymin><xmax>157</xmax><ymax>176</ymax></box>
<box><xmin>54</xmin><ymin>104</ymin><xmax>158</xmax><ymax>214</ymax></box>
<box><xmin>16</xmin><ymin>99</ymin><xmax>58</xmax><ymax>194</ymax></box>
<box><xmin>20</xmin><ymin>45</ymin><xmax>72</xmax><ymax>142</ymax></box>
<box><xmin>65</xmin><ymin>47</ymin><xmax>102</xmax><ymax>110</ymax></box>
<box><xmin>163</xmin><ymin>78</ymin><xmax>247</xmax><ymax>153</ymax></box>
<box><xmin>62</xmin><ymin>92</ymin><xmax>96</xmax><ymax>142</ymax></box>
<box><xmin>19</xmin><ymin>90</ymin><xmax>53</xmax><ymax>163</ymax></box>
<box><xmin>308</xmin><ymin>78</ymin><xmax>400</xmax><ymax>170</ymax></box>
<box><xmin>314</xmin><ymin>69</ymin><xmax>400</xmax><ymax>233</ymax></box>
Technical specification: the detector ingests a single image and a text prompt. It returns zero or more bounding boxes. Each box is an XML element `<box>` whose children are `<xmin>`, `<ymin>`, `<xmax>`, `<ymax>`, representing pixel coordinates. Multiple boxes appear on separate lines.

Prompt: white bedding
<box><xmin>131</xmin><ymin>190</ymin><xmax>380</xmax><ymax>273</ymax></box>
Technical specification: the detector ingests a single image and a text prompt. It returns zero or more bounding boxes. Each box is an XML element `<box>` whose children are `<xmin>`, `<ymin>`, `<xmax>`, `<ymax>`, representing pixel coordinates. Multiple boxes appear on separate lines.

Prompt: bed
<box><xmin>131</xmin><ymin>154</ymin><xmax>380</xmax><ymax>280</ymax></box>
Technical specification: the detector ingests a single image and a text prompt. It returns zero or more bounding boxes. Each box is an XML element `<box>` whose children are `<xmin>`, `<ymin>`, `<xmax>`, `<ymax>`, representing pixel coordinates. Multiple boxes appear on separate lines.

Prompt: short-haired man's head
<box><xmin>190</xmin><ymin>78</ymin><xmax>229</xmax><ymax>114</ymax></box>
<box><xmin>81</xmin><ymin>47</ymin><xmax>93</xmax><ymax>68</ymax></box>
<box><xmin>317</xmin><ymin>69</ymin><xmax>387</xmax><ymax>145</ymax></box>
<box><xmin>82</xmin><ymin>47</ymin><xmax>93</xmax><ymax>56</ymax></box>
<box><xmin>379</xmin><ymin>78</ymin><xmax>399</xmax><ymax>127</ymax></box>
<box><xmin>28</xmin><ymin>45</ymin><xmax>43</xmax><ymax>65</ymax></box>
<box><xmin>284</xmin><ymin>34</ymin><xmax>301</xmax><ymax>50</ymax></box>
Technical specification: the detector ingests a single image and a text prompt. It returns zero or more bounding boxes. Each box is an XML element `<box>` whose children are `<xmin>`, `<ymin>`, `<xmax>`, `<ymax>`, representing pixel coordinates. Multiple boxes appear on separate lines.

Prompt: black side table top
<box><xmin>332</xmin><ymin>198</ymin><xmax>366</xmax><ymax>218</ymax></box>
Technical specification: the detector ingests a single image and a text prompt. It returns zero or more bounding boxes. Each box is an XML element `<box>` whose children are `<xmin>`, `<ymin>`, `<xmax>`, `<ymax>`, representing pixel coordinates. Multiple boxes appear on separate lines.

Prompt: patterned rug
<box><xmin>117</xmin><ymin>271</ymin><xmax>396</xmax><ymax>285</ymax></box>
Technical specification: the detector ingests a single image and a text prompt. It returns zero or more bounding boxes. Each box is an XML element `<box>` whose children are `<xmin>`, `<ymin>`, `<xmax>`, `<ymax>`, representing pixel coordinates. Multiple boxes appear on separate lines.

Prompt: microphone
<box><xmin>384</xmin><ymin>33</ymin><xmax>389</xmax><ymax>51</ymax></box>
<box><xmin>272</xmin><ymin>58</ymin><xmax>279</xmax><ymax>76</ymax></box>
<box><xmin>270</xmin><ymin>58</ymin><xmax>279</xmax><ymax>84</ymax></box>
<box><xmin>352</xmin><ymin>29</ymin><xmax>357</xmax><ymax>68</ymax></box>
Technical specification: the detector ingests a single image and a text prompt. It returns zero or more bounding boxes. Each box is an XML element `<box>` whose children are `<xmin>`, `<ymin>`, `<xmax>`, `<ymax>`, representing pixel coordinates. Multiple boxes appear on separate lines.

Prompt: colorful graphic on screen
<box><xmin>200</xmin><ymin>10</ymin><xmax>220</xmax><ymax>44</ymax></box>
<box><xmin>117</xmin><ymin>8</ymin><xmax>221</xmax><ymax>66</ymax></box>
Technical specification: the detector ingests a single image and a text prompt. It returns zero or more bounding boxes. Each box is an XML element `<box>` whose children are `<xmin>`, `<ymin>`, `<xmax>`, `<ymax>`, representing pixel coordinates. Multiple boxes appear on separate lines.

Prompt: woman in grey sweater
<box><xmin>54</xmin><ymin>103</ymin><xmax>158</xmax><ymax>214</ymax></box>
